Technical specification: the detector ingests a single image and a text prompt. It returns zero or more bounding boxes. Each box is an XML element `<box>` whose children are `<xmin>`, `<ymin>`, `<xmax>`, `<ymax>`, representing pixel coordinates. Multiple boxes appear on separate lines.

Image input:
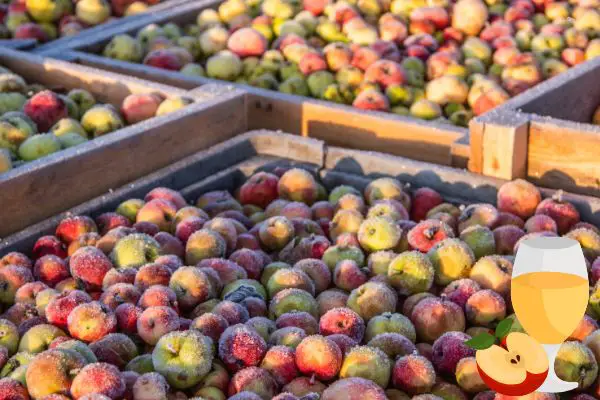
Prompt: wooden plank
<box><xmin>0</xmin><ymin>131</ymin><xmax>325</xmax><ymax>254</ymax></box>
<box><xmin>0</xmin><ymin>49</ymin><xmax>248</xmax><ymax>237</ymax></box>
<box><xmin>4</xmin><ymin>130</ymin><xmax>600</xmax><ymax>256</ymax></box>
<box><xmin>0</xmin><ymin>93</ymin><xmax>246</xmax><ymax>238</ymax></box>
<box><xmin>0</xmin><ymin>39</ymin><xmax>36</xmax><ymax>49</ymax></box>
<box><xmin>71</xmin><ymin>52</ymin><xmax>204</xmax><ymax>90</ymax></box>
<box><xmin>301</xmin><ymin>101</ymin><xmax>463</xmax><ymax>166</ymax></box>
<box><xmin>481</xmin><ymin>113</ymin><xmax>529</xmax><ymax>180</ymax></box>
<box><xmin>246</xmin><ymin>92</ymin><xmax>304</xmax><ymax>136</ymax></box>
<box><xmin>527</xmin><ymin>117</ymin><xmax>600</xmax><ymax>196</ymax></box>
<box><xmin>468</xmin><ymin>118</ymin><xmax>484</xmax><ymax>174</ymax></box>
<box><xmin>451</xmin><ymin>134</ymin><xmax>470</xmax><ymax>169</ymax></box>
<box><xmin>325</xmin><ymin>145</ymin><xmax>504</xmax><ymax>205</ymax></box>
<box><xmin>245</xmin><ymin>90</ymin><xmax>464</xmax><ymax>165</ymax></box>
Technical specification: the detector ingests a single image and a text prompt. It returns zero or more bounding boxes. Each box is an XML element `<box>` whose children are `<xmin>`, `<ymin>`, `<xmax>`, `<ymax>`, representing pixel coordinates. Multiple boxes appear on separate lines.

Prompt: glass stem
<box><xmin>543</xmin><ymin>343</ymin><xmax>561</xmax><ymax>380</ymax></box>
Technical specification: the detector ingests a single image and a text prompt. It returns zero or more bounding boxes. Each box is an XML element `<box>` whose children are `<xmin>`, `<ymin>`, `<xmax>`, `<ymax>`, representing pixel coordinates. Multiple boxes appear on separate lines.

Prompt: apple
<box><xmin>475</xmin><ymin>332</ymin><xmax>548</xmax><ymax>396</ymax></box>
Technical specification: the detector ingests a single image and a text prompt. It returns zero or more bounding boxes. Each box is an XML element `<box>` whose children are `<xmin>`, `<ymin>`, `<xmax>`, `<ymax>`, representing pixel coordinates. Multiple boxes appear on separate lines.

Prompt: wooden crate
<box><xmin>4</xmin><ymin>0</ymin><xmax>189</xmax><ymax>52</ymax></box>
<box><xmin>0</xmin><ymin>48</ymin><xmax>247</xmax><ymax>238</ymax></box>
<box><xmin>469</xmin><ymin>56</ymin><xmax>600</xmax><ymax>197</ymax></box>
<box><xmin>3</xmin><ymin>130</ymin><xmax>599</xmax><ymax>255</ymax></box>
<box><xmin>38</xmin><ymin>0</ymin><xmax>470</xmax><ymax>167</ymax></box>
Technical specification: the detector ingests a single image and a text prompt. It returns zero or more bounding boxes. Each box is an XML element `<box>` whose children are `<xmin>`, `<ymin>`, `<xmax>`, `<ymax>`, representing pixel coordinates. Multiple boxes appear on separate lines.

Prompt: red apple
<box><xmin>476</xmin><ymin>332</ymin><xmax>548</xmax><ymax>396</ymax></box>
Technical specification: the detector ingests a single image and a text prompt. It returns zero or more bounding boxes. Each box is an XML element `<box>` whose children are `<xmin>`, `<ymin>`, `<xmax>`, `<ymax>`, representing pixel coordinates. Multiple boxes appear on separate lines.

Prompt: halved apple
<box><xmin>476</xmin><ymin>332</ymin><xmax>548</xmax><ymax>396</ymax></box>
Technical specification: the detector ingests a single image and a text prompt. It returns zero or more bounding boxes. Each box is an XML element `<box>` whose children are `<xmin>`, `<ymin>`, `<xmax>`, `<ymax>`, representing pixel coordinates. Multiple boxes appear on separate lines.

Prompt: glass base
<box><xmin>536</xmin><ymin>378</ymin><xmax>578</xmax><ymax>393</ymax></box>
<box><xmin>538</xmin><ymin>344</ymin><xmax>578</xmax><ymax>393</ymax></box>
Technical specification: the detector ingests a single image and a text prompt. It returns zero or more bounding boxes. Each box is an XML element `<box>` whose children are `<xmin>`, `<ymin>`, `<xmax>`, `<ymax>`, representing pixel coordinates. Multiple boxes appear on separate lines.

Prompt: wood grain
<box><xmin>450</xmin><ymin>134</ymin><xmax>470</xmax><ymax>169</ymax></box>
<box><xmin>527</xmin><ymin>118</ymin><xmax>600</xmax><ymax>196</ymax></box>
<box><xmin>482</xmin><ymin>119</ymin><xmax>528</xmax><ymax>180</ymax></box>
<box><xmin>468</xmin><ymin>118</ymin><xmax>484</xmax><ymax>174</ymax></box>
<box><xmin>246</xmin><ymin>90</ymin><xmax>464</xmax><ymax>165</ymax></box>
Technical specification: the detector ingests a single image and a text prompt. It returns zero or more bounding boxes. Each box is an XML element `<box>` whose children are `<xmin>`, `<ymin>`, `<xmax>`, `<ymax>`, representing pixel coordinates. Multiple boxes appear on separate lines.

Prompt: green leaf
<box><xmin>495</xmin><ymin>318</ymin><xmax>514</xmax><ymax>339</ymax></box>
<box><xmin>465</xmin><ymin>333</ymin><xmax>496</xmax><ymax>350</ymax></box>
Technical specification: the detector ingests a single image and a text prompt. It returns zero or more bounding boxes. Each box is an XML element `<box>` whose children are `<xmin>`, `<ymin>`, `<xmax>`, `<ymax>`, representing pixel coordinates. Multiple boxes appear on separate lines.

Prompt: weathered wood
<box><xmin>527</xmin><ymin>116</ymin><xmax>600</xmax><ymax>196</ymax></box>
<box><xmin>0</xmin><ymin>39</ymin><xmax>37</xmax><ymax>49</ymax></box>
<box><xmin>248</xmin><ymin>90</ymin><xmax>465</xmax><ymax>165</ymax></box>
<box><xmin>467</xmin><ymin>57</ymin><xmax>600</xmax><ymax>196</ymax></box>
<box><xmin>467</xmin><ymin>111</ymin><xmax>529</xmax><ymax>180</ymax></box>
<box><xmin>0</xmin><ymin>48</ymin><xmax>248</xmax><ymax>238</ymax></box>
<box><xmin>71</xmin><ymin>52</ymin><xmax>203</xmax><ymax>90</ymax></box>
<box><xmin>0</xmin><ymin>131</ymin><xmax>325</xmax><ymax>254</ymax></box>
<box><xmin>325</xmin><ymin>145</ymin><xmax>504</xmax><ymax>205</ymax></box>
<box><xmin>468</xmin><ymin>118</ymin><xmax>484</xmax><ymax>174</ymax></box>
<box><xmin>4</xmin><ymin>131</ymin><xmax>600</xmax><ymax>257</ymax></box>
<box><xmin>481</xmin><ymin>113</ymin><xmax>529</xmax><ymax>180</ymax></box>
<box><xmin>247</xmin><ymin>90</ymin><xmax>466</xmax><ymax>165</ymax></box>
<box><xmin>450</xmin><ymin>134</ymin><xmax>470</xmax><ymax>169</ymax></box>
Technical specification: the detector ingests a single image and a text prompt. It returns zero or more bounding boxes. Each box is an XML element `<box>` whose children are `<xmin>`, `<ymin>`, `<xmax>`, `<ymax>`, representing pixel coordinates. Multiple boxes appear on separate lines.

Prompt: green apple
<box><xmin>307</xmin><ymin>70</ymin><xmax>335</xmax><ymax>98</ymax></box>
<box><xmin>0</xmin><ymin>93</ymin><xmax>26</xmax><ymax>114</ymax></box>
<box><xmin>206</xmin><ymin>51</ymin><xmax>243</xmax><ymax>81</ymax></box>
<box><xmin>152</xmin><ymin>330</ymin><xmax>214</xmax><ymax>389</ymax></box>
<box><xmin>111</xmin><ymin>233</ymin><xmax>161</xmax><ymax>269</ymax></box>
<box><xmin>67</xmin><ymin>89</ymin><xmax>96</xmax><ymax>119</ymax></box>
<box><xmin>156</xmin><ymin>97</ymin><xmax>193</xmax><ymax>117</ymax></box>
<box><xmin>103</xmin><ymin>34</ymin><xmax>144</xmax><ymax>63</ymax></box>
<box><xmin>81</xmin><ymin>105</ymin><xmax>124</xmax><ymax>137</ymax></box>
<box><xmin>18</xmin><ymin>134</ymin><xmax>61</xmax><ymax>162</ymax></box>
<box><xmin>18</xmin><ymin>324</ymin><xmax>66</xmax><ymax>354</ymax></box>
<box><xmin>50</xmin><ymin>118</ymin><xmax>87</xmax><ymax>138</ymax></box>
<box><xmin>0</xmin><ymin>149</ymin><xmax>11</xmax><ymax>173</ymax></box>
<box><xmin>57</xmin><ymin>132</ymin><xmax>89</xmax><ymax>149</ymax></box>
<box><xmin>0</xmin><ymin>319</ymin><xmax>19</xmax><ymax>355</ymax></box>
<box><xmin>0</xmin><ymin>352</ymin><xmax>35</xmax><ymax>384</ymax></box>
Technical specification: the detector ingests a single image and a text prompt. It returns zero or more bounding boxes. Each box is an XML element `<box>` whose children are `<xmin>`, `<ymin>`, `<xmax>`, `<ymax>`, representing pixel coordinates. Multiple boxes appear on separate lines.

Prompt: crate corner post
<box><xmin>470</xmin><ymin>111</ymin><xmax>529</xmax><ymax>181</ymax></box>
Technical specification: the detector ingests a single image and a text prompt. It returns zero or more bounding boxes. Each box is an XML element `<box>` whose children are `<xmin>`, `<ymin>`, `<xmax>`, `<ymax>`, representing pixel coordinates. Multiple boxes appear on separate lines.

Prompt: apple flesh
<box><xmin>475</xmin><ymin>332</ymin><xmax>548</xmax><ymax>396</ymax></box>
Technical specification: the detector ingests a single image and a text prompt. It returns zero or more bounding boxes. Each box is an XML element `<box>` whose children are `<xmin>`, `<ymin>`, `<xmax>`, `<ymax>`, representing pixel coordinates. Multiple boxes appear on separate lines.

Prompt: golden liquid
<box><xmin>511</xmin><ymin>272</ymin><xmax>589</xmax><ymax>344</ymax></box>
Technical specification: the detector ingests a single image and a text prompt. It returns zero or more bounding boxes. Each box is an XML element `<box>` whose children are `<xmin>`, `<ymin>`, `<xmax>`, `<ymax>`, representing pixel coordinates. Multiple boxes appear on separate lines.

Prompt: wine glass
<box><xmin>511</xmin><ymin>236</ymin><xmax>589</xmax><ymax>393</ymax></box>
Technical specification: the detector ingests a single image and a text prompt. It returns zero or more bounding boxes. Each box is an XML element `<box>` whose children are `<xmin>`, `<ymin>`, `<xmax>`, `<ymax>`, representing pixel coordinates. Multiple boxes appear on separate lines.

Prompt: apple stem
<box><xmin>552</xmin><ymin>190</ymin><xmax>564</xmax><ymax>203</ymax></box>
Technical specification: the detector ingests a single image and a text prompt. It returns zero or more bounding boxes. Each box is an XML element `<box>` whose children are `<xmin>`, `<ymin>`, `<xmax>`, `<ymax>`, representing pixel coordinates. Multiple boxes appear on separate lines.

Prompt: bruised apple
<box><xmin>475</xmin><ymin>332</ymin><xmax>548</xmax><ymax>396</ymax></box>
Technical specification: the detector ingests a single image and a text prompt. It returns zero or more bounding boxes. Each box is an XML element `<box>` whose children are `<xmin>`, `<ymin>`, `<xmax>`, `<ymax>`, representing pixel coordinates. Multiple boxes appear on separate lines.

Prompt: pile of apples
<box><xmin>0</xmin><ymin>166</ymin><xmax>599</xmax><ymax>400</ymax></box>
<box><xmin>100</xmin><ymin>0</ymin><xmax>600</xmax><ymax>126</ymax></box>
<box><xmin>0</xmin><ymin>0</ymin><xmax>163</xmax><ymax>43</ymax></box>
<box><xmin>0</xmin><ymin>66</ymin><xmax>193</xmax><ymax>174</ymax></box>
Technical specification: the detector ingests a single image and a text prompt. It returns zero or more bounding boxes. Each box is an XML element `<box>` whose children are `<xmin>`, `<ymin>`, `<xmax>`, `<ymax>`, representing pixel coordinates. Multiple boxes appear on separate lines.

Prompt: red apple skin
<box><xmin>500</xmin><ymin>336</ymin><xmax>507</xmax><ymax>349</ymax></box>
<box><xmin>476</xmin><ymin>364</ymin><xmax>547</xmax><ymax>396</ymax></box>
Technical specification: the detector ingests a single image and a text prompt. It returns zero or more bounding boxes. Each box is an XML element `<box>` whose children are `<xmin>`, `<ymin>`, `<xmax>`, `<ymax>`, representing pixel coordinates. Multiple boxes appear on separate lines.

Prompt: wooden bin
<box><xmin>469</xmin><ymin>56</ymin><xmax>600</xmax><ymax>197</ymax></box>
<box><xmin>0</xmin><ymin>48</ymin><xmax>247</xmax><ymax>238</ymax></box>
<box><xmin>38</xmin><ymin>0</ymin><xmax>470</xmax><ymax>168</ymax></box>
<box><xmin>4</xmin><ymin>0</ymin><xmax>189</xmax><ymax>53</ymax></box>
<box><xmin>3</xmin><ymin>130</ymin><xmax>600</xmax><ymax>255</ymax></box>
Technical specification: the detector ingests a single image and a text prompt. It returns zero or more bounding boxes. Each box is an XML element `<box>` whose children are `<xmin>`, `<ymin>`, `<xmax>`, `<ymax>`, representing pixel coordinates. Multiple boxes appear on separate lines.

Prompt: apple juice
<box><xmin>511</xmin><ymin>272</ymin><xmax>588</xmax><ymax>344</ymax></box>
